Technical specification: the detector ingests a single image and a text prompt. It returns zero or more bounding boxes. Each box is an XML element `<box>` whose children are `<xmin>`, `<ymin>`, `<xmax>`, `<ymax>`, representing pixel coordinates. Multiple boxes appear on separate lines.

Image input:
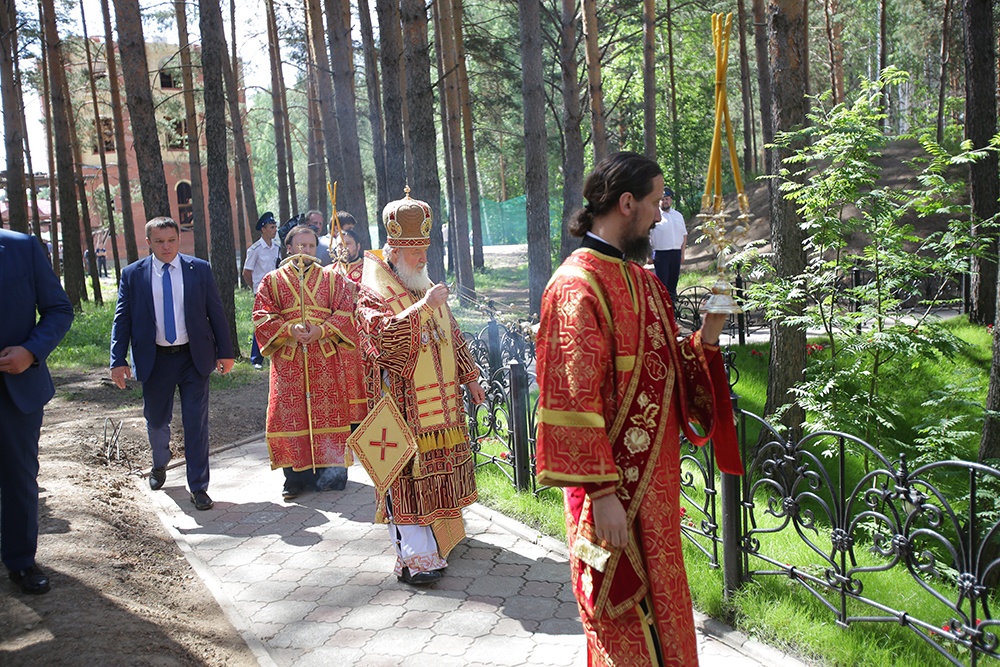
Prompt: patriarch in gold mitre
<box><xmin>352</xmin><ymin>188</ymin><xmax>486</xmax><ymax>586</ymax></box>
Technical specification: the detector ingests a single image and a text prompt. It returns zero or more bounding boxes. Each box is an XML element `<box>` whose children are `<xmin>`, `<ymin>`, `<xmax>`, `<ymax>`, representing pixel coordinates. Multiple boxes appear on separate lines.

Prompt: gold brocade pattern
<box><xmin>355</xmin><ymin>250</ymin><xmax>480</xmax><ymax>527</ymax></box>
<box><xmin>253</xmin><ymin>258</ymin><xmax>366</xmax><ymax>470</ymax></box>
<box><xmin>535</xmin><ymin>250</ymin><xmax>711</xmax><ymax>666</ymax></box>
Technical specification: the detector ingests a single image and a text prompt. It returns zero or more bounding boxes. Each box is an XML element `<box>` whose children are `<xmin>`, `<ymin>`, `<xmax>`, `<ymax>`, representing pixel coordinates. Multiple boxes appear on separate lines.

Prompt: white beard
<box><xmin>395</xmin><ymin>261</ymin><xmax>433</xmax><ymax>293</ymax></box>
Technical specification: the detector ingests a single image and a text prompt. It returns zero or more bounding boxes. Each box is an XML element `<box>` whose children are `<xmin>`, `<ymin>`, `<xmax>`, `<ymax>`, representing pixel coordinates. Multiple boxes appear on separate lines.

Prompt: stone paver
<box><xmin>144</xmin><ymin>437</ymin><xmax>806</xmax><ymax>666</ymax></box>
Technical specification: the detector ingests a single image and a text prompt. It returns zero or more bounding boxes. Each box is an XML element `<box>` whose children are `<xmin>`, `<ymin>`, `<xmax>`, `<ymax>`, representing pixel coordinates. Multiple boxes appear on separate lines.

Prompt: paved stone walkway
<box><xmin>144</xmin><ymin>437</ymin><xmax>806</xmax><ymax>667</ymax></box>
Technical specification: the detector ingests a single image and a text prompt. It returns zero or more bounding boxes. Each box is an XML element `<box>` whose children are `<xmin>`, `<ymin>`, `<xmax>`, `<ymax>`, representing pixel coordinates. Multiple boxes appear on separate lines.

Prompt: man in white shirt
<box><xmin>648</xmin><ymin>186</ymin><xmax>687</xmax><ymax>302</ymax></box>
<box><xmin>243</xmin><ymin>212</ymin><xmax>281</xmax><ymax>369</ymax></box>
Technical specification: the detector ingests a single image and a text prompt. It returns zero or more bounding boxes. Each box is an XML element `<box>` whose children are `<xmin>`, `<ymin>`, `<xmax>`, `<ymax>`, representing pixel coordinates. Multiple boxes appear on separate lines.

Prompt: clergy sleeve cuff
<box><xmin>583</xmin><ymin>482</ymin><xmax>618</xmax><ymax>500</ymax></box>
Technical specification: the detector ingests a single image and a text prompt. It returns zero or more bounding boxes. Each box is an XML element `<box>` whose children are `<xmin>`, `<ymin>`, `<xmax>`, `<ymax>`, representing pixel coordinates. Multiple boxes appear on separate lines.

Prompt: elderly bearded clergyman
<box><xmin>354</xmin><ymin>189</ymin><xmax>485</xmax><ymax>586</ymax></box>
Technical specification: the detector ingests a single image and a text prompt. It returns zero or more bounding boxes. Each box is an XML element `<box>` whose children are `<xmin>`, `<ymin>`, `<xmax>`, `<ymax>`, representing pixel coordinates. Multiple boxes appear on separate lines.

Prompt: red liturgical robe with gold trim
<box><xmin>536</xmin><ymin>248</ymin><xmax>741</xmax><ymax>667</ymax></box>
<box><xmin>253</xmin><ymin>257</ymin><xmax>367</xmax><ymax>471</ymax></box>
<box><xmin>355</xmin><ymin>251</ymin><xmax>479</xmax><ymax>529</ymax></box>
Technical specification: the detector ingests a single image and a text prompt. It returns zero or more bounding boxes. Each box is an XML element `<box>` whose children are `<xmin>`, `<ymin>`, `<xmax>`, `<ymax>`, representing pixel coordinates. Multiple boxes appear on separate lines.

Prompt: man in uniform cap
<box><xmin>243</xmin><ymin>212</ymin><xmax>281</xmax><ymax>369</ymax></box>
<box><xmin>354</xmin><ymin>188</ymin><xmax>485</xmax><ymax>585</ymax></box>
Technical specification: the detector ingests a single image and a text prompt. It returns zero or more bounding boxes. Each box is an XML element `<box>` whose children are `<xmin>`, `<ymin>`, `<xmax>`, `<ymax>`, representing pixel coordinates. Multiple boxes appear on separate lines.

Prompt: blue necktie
<box><xmin>163</xmin><ymin>264</ymin><xmax>176</xmax><ymax>344</ymax></box>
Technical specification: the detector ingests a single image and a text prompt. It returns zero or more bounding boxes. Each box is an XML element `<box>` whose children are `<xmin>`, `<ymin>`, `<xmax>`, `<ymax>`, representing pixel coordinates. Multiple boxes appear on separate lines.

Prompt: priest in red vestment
<box><xmin>535</xmin><ymin>152</ymin><xmax>743</xmax><ymax>667</ymax></box>
<box><xmin>253</xmin><ymin>225</ymin><xmax>367</xmax><ymax>500</ymax></box>
<box><xmin>334</xmin><ymin>227</ymin><xmax>365</xmax><ymax>285</ymax></box>
<box><xmin>355</xmin><ymin>189</ymin><xmax>486</xmax><ymax>586</ymax></box>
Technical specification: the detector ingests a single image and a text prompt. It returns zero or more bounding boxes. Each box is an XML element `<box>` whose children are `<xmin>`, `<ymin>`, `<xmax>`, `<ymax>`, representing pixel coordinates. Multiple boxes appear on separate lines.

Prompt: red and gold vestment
<box><xmin>536</xmin><ymin>248</ymin><xmax>741</xmax><ymax>667</ymax></box>
<box><xmin>253</xmin><ymin>256</ymin><xmax>367</xmax><ymax>472</ymax></box>
<box><xmin>355</xmin><ymin>251</ymin><xmax>479</xmax><ymax>535</ymax></box>
<box><xmin>333</xmin><ymin>256</ymin><xmax>368</xmax><ymax>413</ymax></box>
<box><xmin>336</xmin><ymin>256</ymin><xmax>365</xmax><ymax>285</ymax></box>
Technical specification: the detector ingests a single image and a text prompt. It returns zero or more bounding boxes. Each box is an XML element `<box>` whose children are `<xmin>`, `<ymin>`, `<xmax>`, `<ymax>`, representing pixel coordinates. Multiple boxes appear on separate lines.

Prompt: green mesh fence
<box><xmin>466</xmin><ymin>196</ymin><xmax>562</xmax><ymax>246</ymax></box>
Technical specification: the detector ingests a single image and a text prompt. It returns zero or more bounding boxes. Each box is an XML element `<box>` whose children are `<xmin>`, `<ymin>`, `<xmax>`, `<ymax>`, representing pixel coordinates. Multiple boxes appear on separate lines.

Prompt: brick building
<box><xmin>73</xmin><ymin>39</ymin><xmax>248</xmax><ymax>262</ymax></box>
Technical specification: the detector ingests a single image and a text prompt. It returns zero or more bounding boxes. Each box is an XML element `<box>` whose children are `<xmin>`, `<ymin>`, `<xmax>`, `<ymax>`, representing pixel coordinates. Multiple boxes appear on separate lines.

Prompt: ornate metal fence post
<box><xmin>509</xmin><ymin>360</ymin><xmax>531</xmax><ymax>491</ymax></box>
<box><xmin>721</xmin><ymin>470</ymin><xmax>743</xmax><ymax>596</ymax></box>
<box><xmin>735</xmin><ymin>271</ymin><xmax>746</xmax><ymax>346</ymax></box>
<box><xmin>487</xmin><ymin>315</ymin><xmax>503</xmax><ymax>379</ymax></box>
<box><xmin>721</xmin><ymin>355</ymin><xmax>744</xmax><ymax>597</ymax></box>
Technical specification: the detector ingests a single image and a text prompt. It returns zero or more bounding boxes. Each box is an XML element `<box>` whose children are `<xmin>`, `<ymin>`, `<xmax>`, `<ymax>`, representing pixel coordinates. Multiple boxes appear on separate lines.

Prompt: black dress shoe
<box><xmin>9</xmin><ymin>565</ymin><xmax>50</xmax><ymax>594</ymax></box>
<box><xmin>281</xmin><ymin>484</ymin><xmax>301</xmax><ymax>500</ymax></box>
<box><xmin>397</xmin><ymin>567</ymin><xmax>443</xmax><ymax>586</ymax></box>
<box><xmin>149</xmin><ymin>467</ymin><xmax>166</xmax><ymax>490</ymax></box>
<box><xmin>190</xmin><ymin>490</ymin><xmax>214</xmax><ymax>511</ymax></box>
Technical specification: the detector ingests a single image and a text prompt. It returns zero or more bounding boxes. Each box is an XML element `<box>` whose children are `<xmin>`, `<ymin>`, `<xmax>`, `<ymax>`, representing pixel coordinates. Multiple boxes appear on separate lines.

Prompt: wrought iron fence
<box><xmin>464</xmin><ymin>318</ymin><xmax>536</xmax><ymax>491</ymax></box>
<box><xmin>462</xmin><ymin>311</ymin><xmax>1000</xmax><ymax>665</ymax></box>
<box><xmin>730</xmin><ymin>410</ymin><xmax>1000</xmax><ymax>666</ymax></box>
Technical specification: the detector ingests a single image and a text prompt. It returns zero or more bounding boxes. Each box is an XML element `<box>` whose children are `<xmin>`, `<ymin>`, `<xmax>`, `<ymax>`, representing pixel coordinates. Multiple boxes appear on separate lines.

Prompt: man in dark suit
<box><xmin>110</xmin><ymin>217</ymin><xmax>234</xmax><ymax>511</ymax></box>
<box><xmin>0</xmin><ymin>230</ymin><xmax>74</xmax><ymax>594</ymax></box>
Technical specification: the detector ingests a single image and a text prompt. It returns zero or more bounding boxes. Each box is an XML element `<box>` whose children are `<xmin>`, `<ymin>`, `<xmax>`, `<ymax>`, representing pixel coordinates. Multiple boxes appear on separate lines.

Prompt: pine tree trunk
<box><xmin>63</xmin><ymin>65</ymin><xmax>103</xmax><ymax>304</ymax></box>
<box><xmin>199</xmin><ymin>0</ymin><xmax>240</xmax><ymax>356</ymax></box>
<box><xmin>753</xmin><ymin>0</ymin><xmax>774</xmax><ymax>170</ymax></box>
<box><xmin>966</xmin><ymin>0</ymin><xmax>999</xmax><ymax>326</ymax></box>
<box><xmin>400</xmin><ymin>0</ymin><xmax>445</xmax><ymax>281</ymax></box>
<box><xmin>642</xmin><ymin>0</ymin><xmax>655</xmax><ymax>159</ymax></box>
<box><xmin>665</xmin><ymin>0</ymin><xmax>680</xmax><ymax>189</ymax></box>
<box><xmin>278</xmin><ymin>68</ymin><xmax>298</xmax><ymax>214</ymax></box>
<box><xmin>100</xmin><ymin>0</ymin><xmax>138</xmax><ymax>264</ymax></box>
<box><xmin>559</xmin><ymin>0</ymin><xmax>584</xmax><ymax>262</ymax></box>
<box><xmin>376</xmin><ymin>0</ymin><xmax>407</xmax><ymax>237</ymax></box>
<box><xmin>265</xmin><ymin>0</ymin><xmax>290</xmax><ymax>225</ymax></box>
<box><xmin>763</xmin><ymin>0</ymin><xmax>808</xmax><ymax>435</ymax></box>
<box><xmin>40</xmin><ymin>31</ymin><xmax>60</xmax><ymax>275</ymax></box>
<box><xmin>306</xmin><ymin>61</ymin><xmax>323</xmax><ymax>214</ymax></box>
<box><xmin>520</xmin><ymin>0</ymin><xmax>552</xmax><ymax>316</ymax></box>
<box><xmin>435</xmin><ymin>0</ymin><xmax>474</xmax><ymax>302</ymax></box>
<box><xmin>0</xmin><ymin>0</ymin><xmax>27</xmax><ymax>233</ymax></box>
<box><xmin>358</xmin><ymin>0</ymin><xmax>388</xmax><ymax>237</ymax></box>
<box><xmin>451</xmin><ymin>0</ymin><xmax>484</xmax><ymax>269</ymax></box>
<box><xmin>176</xmin><ymin>0</ymin><xmax>209</xmax><ymax>259</ymax></box>
<box><xmin>581</xmin><ymin>0</ymin><xmax>607</xmax><ymax>162</ymax></box>
<box><xmin>877</xmin><ymin>0</ymin><xmax>889</xmax><ymax>128</ymax></box>
<box><xmin>234</xmin><ymin>156</ymin><xmax>248</xmax><ymax>266</ymax></box>
<box><xmin>325</xmin><ymin>0</ymin><xmax>371</xmax><ymax>248</ymax></box>
<box><xmin>936</xmin><ymin>0</ymin><xmax>953</xmax><ymax>145</ymax></box>
<box><xmin>41</xmin><ymin>0</ymin><xmax>85</xmax><ymax>306</ymax></box>
<box><xmin>112</xmin><ymin>0</ymin><xmax>170</xmax><ymax>220</ymax></box>
<box><xmin>822</xmin><ymin>0</ymin><xmax>838</xmax><ymax>104</ymax></box>
<box><xmin>737</xmin><ymin>0</ymin><xmax>756</xmax><ymax>174</ymax></box>
<box><xmin>80</xmin><ymin>0</ymin><xmax>122</xmax><ymax>281</ymax></box>
<box><xmin>306</xmin><ymin>0</ymin><xmax>341</xmax><ymax>220</ymax></box>
<box><xmin>225</xmin><ymin>4</ymin><xmax>258</xmax><ymax>245</ymax></box>
<box><xmin>968</xmin><ymin>0</ymin><xmax>1000</xmax><ymax>459</ymax></box>
<box><xmin>433</xmin><ymin>23</ymin><xmax>456</xmax><ymax>277</ymax></box>
<box><xmin>12</xmin><ymin>13</ymin><xmax>43</xmax><ymax>241</ymax></box>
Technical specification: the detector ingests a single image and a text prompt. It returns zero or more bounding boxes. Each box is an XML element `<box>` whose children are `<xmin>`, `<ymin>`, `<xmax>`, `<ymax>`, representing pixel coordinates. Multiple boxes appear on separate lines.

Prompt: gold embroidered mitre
<box><xmin>383</xmin><ymin>187</ymin><xmax>432</xmax><ymax>248</ymax></box>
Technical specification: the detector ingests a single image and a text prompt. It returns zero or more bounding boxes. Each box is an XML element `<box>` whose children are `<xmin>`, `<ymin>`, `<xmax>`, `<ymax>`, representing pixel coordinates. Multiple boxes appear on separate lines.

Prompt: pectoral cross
<box><xmin>369</xmin><ymin>428</ymin><xmax>398</xmax><ymax>461</ymax></box>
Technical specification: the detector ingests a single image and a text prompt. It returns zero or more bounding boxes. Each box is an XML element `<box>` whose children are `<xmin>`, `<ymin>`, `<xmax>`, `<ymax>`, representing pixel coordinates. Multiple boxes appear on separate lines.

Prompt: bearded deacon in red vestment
<box><xmin>253</xmin><ymin>225</ymin><xmax>367</xmax><ymax>499</ymax></box>
<box><xmin>535</xmin><ymin>152</ymin><xmax>743</xmax><ymax>667</ymax></box>
<box><xmin>355</xmin><ymin>189</ymin><xmax>486</xmax><ymax>586</ymax></box>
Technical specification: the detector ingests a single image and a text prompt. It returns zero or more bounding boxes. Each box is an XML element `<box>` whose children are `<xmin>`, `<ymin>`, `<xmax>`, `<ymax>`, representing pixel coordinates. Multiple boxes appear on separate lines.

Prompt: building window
<box><xmin>166</xmin><ymin>118</ymin><xmax>188</xmax><ymax>150</ymax></box>
<box><xmin>159</xmin><ymin>68</ymin><xmax>178</xmax><ymax>89</ymax></box>
<box><xmin>176</xmin><ymin>181</ymin><xmax>194</xmax><ymax>228</ymax></box>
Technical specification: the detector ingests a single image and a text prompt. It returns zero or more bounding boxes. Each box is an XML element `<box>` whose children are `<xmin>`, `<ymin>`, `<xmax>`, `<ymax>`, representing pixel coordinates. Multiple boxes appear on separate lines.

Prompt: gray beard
<box><xmin>395</xmin><ymin>261</ymin><xmax>433</xmax><ymax>293</ymax></box>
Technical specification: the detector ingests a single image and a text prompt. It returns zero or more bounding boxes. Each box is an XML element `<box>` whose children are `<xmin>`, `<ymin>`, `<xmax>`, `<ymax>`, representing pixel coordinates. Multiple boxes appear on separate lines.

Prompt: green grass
<box><xmin>464</xmin><ymin>281</ymin><xmax>996</xmax><ymax>666</ymax></box>
<box><xmin>50</xmin><ymin>279</ymin><xmax>261</xmax><ymax>391</ymax></box>
<box><xmin>56</xmin><ymin>256</ymin><xmax>999</xmax><ymax>665</ymax></box>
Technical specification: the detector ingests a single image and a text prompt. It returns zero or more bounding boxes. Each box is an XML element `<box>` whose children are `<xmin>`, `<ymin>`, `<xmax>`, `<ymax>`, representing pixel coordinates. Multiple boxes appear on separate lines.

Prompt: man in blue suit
<box><xmin>110</xmin><ymin>217</ymin><xmax>234</xmax><ymax>511</ymax></box>
<box><xmin>0</xmin><ymin>230</ymin><xmax>74</xmax><ymax>594</ymax></box>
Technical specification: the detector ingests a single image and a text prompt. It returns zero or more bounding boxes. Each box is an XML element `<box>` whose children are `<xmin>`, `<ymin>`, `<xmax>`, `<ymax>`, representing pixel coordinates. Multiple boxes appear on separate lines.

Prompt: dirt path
<box><xmin>0</xmin><ymin>366</ymin><xmax>269</xmax><ymax>665</ymax></box>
